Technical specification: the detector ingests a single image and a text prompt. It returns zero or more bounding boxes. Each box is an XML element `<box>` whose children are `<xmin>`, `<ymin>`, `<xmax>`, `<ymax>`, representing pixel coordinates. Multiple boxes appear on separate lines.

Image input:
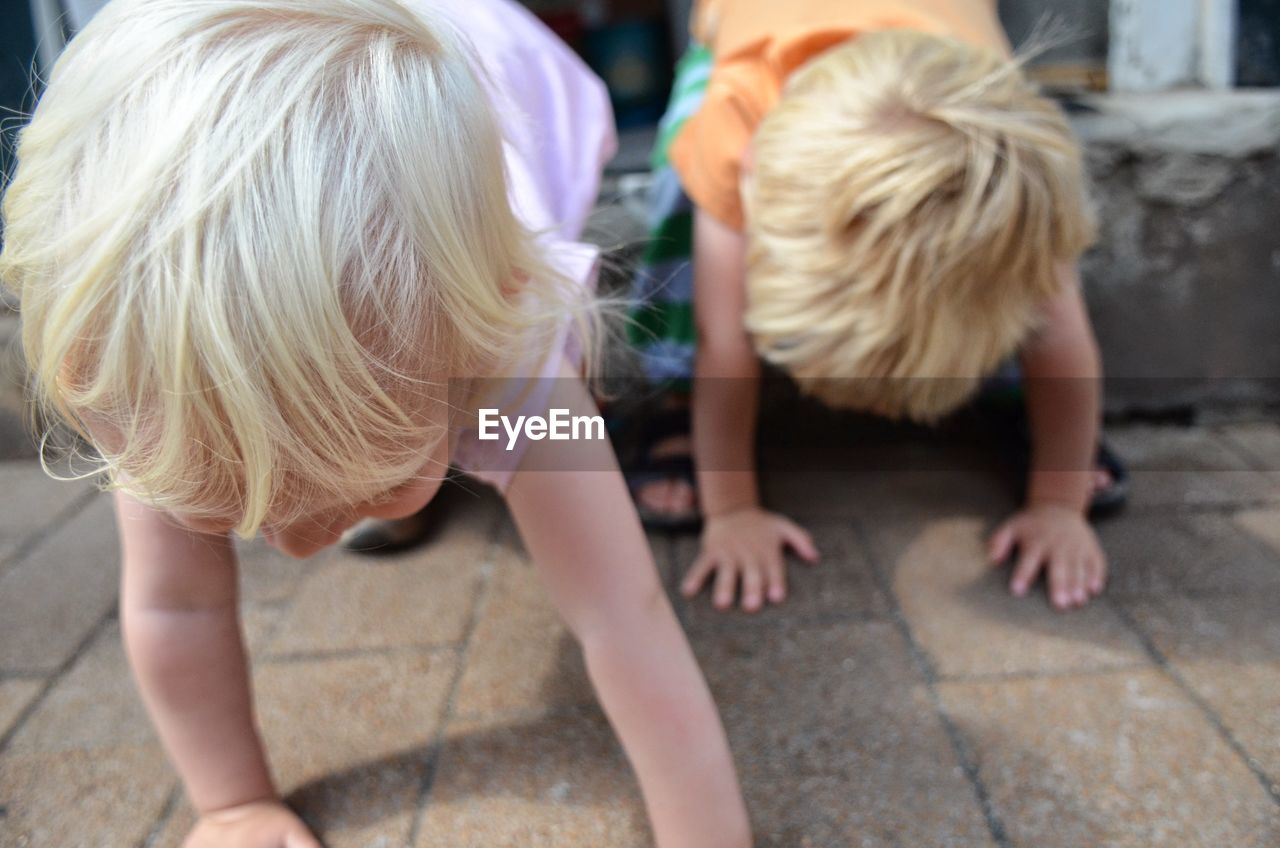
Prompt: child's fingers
<box><xmin>712</xmin><ymin>561</ymin><xmax>739</xmax><ymax>610</ymax></box>
<box><xmin>765</xmin><ymin>558</ymin><xmax>787</xmax><ymax>604</ymax></box>
<box><xmin>780</xmin><ymin>520</ymin><xmax>819</xmax><ymax>563</ymax></box>
<box><xmin>681</xmin><ymin>555</ymin><xmax>718</xmax><ymax>597</ymax></box>
<box><xmin>285</xmin><ymin>832</ymin><xmax>324</xmax><ymax>848</ymax></box>
<box><xmin>1085</xmin><ymin>551</ymin><xmax>1107</xmax><ymax>595</ymax></box>
<box><xmin>740</xmin><ymin>563</ymin><xmax>765</xmax><ymax>612</ymax></box>
<box><xmin>1062</xmin><ymin>555</ymin><xmax>1085</xmax><ymax>608</ymax></box>
<box><xmin>1048</xmin><ymin>553</ymin><xmax>1073</xmax><ymax>610</ymax></box>
<box><xmin>1009</xmin><ymin>543</ymin><xmax>1043</xmax><ymax>597</ymax></box>
<box><xmin>1073</xmin><ymin>555</ymin><xmax>1092</xmax><ymax>605</ymax></box>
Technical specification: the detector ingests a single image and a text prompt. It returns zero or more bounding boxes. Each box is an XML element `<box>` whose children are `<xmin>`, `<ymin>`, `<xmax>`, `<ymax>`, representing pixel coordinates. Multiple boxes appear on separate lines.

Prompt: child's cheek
<box><xmin>263</xmin><ymin>515</ymin><xmax>347</xmax><ymax>559</ymax></box>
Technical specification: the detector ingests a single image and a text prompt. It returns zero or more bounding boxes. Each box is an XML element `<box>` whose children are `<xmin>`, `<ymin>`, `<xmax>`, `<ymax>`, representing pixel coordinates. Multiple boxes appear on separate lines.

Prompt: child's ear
<box><xmin>502</xmin><ymin>270</ymin><xmax>530</xmax><ymax>299</ymax></box>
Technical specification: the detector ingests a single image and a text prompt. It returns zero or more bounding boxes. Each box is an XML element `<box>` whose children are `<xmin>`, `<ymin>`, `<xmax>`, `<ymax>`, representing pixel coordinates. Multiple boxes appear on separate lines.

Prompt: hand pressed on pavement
<box><xmin>989</xmin><ymin>503</ymin><xmax>1107</xmax><ymax>611</ymax></box>
<box><xmin>184</xmin><ymin>800</ymin><xmax>322</xmax><ymax>848</ymax></box>
<box><xmin>683</xmin><ymin>507</ymin><xmax>819</xmax><ymax>612</ymax></box>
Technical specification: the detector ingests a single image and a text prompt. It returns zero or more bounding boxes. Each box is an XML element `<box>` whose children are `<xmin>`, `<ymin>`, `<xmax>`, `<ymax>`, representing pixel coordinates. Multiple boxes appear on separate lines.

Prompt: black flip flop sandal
<box><xmin>628</xmin><ymin>453</ymin><xmax>703</xmax><ymax>531</ymax></box>
<box><xmin>621</xmin><ymin>407</ymin><xmax>703</xmax><ymax>532</ymax></box>
<box><xmin>1088</xmin><ymin>441</ymin><xmax>1130</xmax><ymax>520</ymax></box>
<box><xmin>970</xmin><ymin>400</ymin><xmax>1130</xmax><ymax>520</ymax></box>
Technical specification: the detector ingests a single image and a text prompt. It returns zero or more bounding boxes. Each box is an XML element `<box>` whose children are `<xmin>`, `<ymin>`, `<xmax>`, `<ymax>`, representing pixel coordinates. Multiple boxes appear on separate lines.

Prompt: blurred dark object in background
<box><xmin>533</xmin><ymin>0</ymin><xmax>671</xmax><ymax>130</ymax></box>
<box><xmin>1</xmin><ymin>1</ymin><xmax>39</xmax><ymax>215</ymax></box>
<box><xmin>1238</xmin><ymin>0</ymin><xmax>1280</xmax><ymax>86</ymax></box>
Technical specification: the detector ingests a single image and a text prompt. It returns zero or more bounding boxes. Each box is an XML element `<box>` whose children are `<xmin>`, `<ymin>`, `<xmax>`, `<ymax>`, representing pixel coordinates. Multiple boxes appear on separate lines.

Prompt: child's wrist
<box><xmin>1026</xmin><ymin>470</ymin><xmax>1091</xmax><ymax>515</ymax></box>
<box><xmin>1026</xmin><ymin>494</ymin><xmax>1087</xmax><ymax>515</ymax></box>
<box><xmin>703</xmin><ymin>497</ymin><xmax>759</xmax><ymax>521</ymax></box>
<box><xmin>201</xmin><ymin>796</ymin><xmax>285</xmax><ymax>820</ymax></box>
<box><xmin>195</xmin><ymin>782</ymin><xmax>280</xmax><ymax>818</ymax></box>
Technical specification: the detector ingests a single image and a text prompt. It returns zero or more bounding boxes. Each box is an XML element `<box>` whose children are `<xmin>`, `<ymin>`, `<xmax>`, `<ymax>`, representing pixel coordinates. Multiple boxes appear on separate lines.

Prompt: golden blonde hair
<box><xmin>1</xmin><ymin>0</ymin><xmax>586</xmax><ymax>535</ymax></box>
<box><xmin>744</xmin><ymin>29</ymin><xmax>1095</xmax><ymax>421</ymax></box>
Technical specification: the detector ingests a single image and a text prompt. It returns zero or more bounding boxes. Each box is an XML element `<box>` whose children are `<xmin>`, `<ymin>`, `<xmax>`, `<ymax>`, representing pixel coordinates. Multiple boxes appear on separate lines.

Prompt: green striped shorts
<box><xmin>627</xmin><ymin>44</ymin><xmax>713</xmax><ymax>388</ymax></box>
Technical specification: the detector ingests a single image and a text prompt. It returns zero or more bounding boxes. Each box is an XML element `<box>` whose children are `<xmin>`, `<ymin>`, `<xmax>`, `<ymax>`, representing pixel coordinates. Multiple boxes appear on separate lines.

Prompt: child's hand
<box><xmin>184</xmin><ymin>800</ymin><xmax>322</xmax><ymax>848</ymax></box>
<box><xmin>683</xmin><ymin>507</ymin><xmax>819</xmax><ymax>611</ymax></box>
<box><xmin>988</xmin><ymin>504</ymin><xmax>1107</xmax><ymax>610</ymax></box>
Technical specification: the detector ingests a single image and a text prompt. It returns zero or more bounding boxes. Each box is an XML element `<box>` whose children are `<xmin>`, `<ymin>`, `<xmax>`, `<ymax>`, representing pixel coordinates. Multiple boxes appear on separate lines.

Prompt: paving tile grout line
<box><xmin>1213</xmin><ymin>425</ymin><xmax>1280</xmax><ymax>472</ymax></box>
<box><xmin>258</xmin><ymin>642</ymin><xmax>459</xmax><ymax>666</ymax></box>
<box><xmin>1105</xmin><ymin>598</ymin><xmax>1280</xmax><ymax>807</ymax></box>
<box><xmin>661</xmin><ymin>533</ymin><xmax>690</xmax><ymax>631</ymax></box>
<box><xmin>850</xmin><ymin>520</ymin><xmax>1013</xmax><ymax>848</ymax></box>
<box><xmin>0</xmin><ymin>607</ymin><xmax>117</xmax><ymax>754</ymax></box>
<box><xmin>140</xmin><ymin>785</ymin><xmax>183</xmax><ymax>848</ymax></box>
<box><xmin>0</xmin><ymin>486</ymin><xmax>100</xmax><ymax>580</ymax></box>
<box><xmin>449</xmin><ymin>700</ymin><xmax>603</xmax><ymax>730</ymax></box>
<box><xmin>935</xmin><ymin>662</ymin><xmax>1155</xmax><ymax>686</ymax></box>
<box><xmin>404</xmin><ymin>505</ymin><xmax>507</xmax><ymax>848</ymax></box>
<box><xmin>1217</xmin><ymin>510</ymin><xmax>1280</xmax><ymax>571</ymax></box>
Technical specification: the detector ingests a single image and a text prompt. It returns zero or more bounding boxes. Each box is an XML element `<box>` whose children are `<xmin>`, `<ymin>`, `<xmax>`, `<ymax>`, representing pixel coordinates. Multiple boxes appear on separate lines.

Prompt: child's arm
<box><xmin>505</xmin><ymin>365</ymin><xmax>751</xmax><ymax>848</ymax></box>
<box><xmin>115</xmin><ymin>494</ymin><xmax>321</xmax><ymax>847</ymax></box>
<box><xmin>988</xmin><ymin>264</ymin><xmax>1108</xmax><ymax>610</ymax></box>
<box><xmin>683</xmin><ymin>208</ymin><xmax>819</xmax><ymax>612</ymax></box>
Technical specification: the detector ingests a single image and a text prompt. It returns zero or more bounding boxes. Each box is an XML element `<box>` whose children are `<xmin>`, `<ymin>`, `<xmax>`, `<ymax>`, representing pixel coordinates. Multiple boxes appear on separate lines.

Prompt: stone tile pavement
<box><xmin>1</xmin><ymin>421</ymin><xmax>1280</xmax><ymax>846</ymax></box>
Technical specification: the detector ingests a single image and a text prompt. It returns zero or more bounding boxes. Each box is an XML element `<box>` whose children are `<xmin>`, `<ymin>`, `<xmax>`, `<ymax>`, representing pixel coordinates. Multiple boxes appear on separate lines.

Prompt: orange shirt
<box><xmin>669</xmin><ymin>0</ymin><xmax>1011</xmax><ymax>230</ymax></box>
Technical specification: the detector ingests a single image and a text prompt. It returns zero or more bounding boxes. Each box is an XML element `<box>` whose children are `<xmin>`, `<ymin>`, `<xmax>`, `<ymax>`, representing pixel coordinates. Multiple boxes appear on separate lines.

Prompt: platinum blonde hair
<box><xmin>744</xmin><ymin>30</ymin><xmax>1096</xmax><ymax>421</ymax></box>
<box><xmin>1</xmin><ymin>0</ymin><xmax>587</xmax><ymax>535</ymax></box>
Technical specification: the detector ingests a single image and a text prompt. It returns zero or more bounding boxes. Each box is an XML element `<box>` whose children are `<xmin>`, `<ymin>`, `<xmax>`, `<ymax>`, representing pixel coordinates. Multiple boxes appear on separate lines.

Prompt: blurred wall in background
<box><xmin>0</xmin><ymin>1</ymin><xmax>38</xmax><ymax>215</ymax></box>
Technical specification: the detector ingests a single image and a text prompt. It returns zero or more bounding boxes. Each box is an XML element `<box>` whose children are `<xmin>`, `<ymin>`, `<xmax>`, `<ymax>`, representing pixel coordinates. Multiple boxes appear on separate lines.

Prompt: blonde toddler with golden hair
<box><xmin>0</xmin><ymin>0</ymin><xmax>751</xmax><ymax>844</ymax></box>
<box><xmin>643</xmin><ymin>0</ymin><xmax>1114</xmax><ymax>613</ymax></box>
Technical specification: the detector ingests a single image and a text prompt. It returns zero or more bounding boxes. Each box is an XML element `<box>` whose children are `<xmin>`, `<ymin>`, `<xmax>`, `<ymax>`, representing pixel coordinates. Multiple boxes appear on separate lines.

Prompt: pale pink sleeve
<box><xmin>450</xmin><ymin>242</ymin><xmax>601</xmax><ymax>492</ymax></box>
<box><xmin>409</xmin><ymin>0</ymin><xmax>617</xmax><ymax>491</ymax></box>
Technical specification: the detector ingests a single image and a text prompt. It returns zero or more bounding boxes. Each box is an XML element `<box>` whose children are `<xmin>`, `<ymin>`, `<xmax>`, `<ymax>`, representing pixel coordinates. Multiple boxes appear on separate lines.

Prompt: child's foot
<box><xmin>624</xmin><ymin>408</ymin><xmax>701</xmax><ymax>531</ymax></box>
<box><xmin>1087</xmin><ymin>441</ymin><xmax>1129</xmax><ymax>519</ymax></box>
<box><xmin>969</xmin><ymin>400</ymin><xmax>1130</xmax><ymax>519</ymax></box>
<box><xmin>633</xmin><ymin>434</ymin><xmax>698</xmax><ymax>518</ymax></box>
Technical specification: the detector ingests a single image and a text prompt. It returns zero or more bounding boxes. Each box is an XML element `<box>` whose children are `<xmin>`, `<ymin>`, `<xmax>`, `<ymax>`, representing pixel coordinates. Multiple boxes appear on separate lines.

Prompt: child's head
<box><xmin>1</xmin><ymin>0</ymin><xmax>571</xmax><ymax>536</ymax></box>
<box><xmin>743</xmin><ymin>29</ymin><xmax>1095</xmax><ymax>421</ymax></box>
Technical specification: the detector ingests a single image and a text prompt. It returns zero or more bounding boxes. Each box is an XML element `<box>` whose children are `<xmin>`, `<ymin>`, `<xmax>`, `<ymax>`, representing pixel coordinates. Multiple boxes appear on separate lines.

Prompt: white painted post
<box><xmin>1110</xmin><ymin>0</ymin><xmax>1239</xmax><ymax>91</ymax></box>
<box><xmin>28</xmin><ymin>0</ymin><xmax>66</xmax><ymax>77</ymax></box>
<box><xmin>28</xmin><ymin>0</ymin><xmax>116</xmax><ymax>77</ymax></box>
<box><xmin>1110</xmin><ymin>0</ymin><xmax>1199</xmax><ymax>91</ymax></box>
<box><xmin>1199</xmin><ymin>0</ymin><xmax>1238</xmax><ymax>89</ymax></box>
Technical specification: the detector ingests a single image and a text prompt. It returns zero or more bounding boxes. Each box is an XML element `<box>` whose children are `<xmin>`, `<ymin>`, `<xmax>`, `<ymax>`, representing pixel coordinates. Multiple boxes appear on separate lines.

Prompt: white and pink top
<box><xmin>407</xmin><ymin>0</ymin><xmax>617</xmax><ymax>490</ymax></box>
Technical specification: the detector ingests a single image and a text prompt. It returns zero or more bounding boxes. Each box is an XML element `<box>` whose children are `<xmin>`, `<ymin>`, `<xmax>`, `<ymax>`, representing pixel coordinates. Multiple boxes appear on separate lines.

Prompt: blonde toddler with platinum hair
<box><xmin>745</xmin><ymin>30</ymin><xmax>1096</xmax><ymax>421</ymax></box>
<box><xmin>0</xmin><ymin>1</ymin><xmax>752</xmax><ymax>845</ymax></box>
<box><xmin>3</xmin><ymin>0</ymin><xmax>572</xmax><ymax>537</ymax></box>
